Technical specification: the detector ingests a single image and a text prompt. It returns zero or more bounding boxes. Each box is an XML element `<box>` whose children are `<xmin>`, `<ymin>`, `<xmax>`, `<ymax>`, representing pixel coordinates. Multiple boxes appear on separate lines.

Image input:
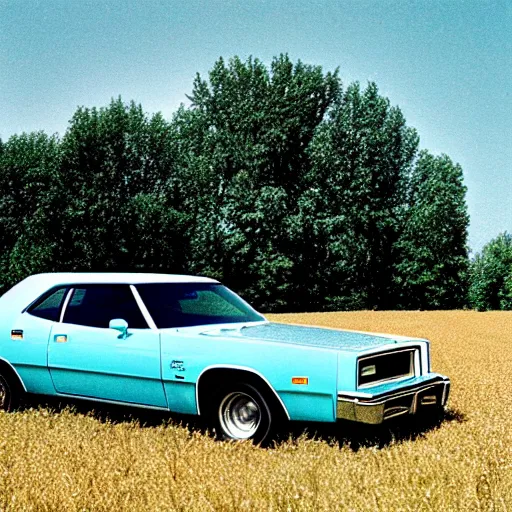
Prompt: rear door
<box><xmin>47</xmin><ymin>284</ymin><xmax>167</xmax><ymax>408</ymax></box>
<box><xmin>8</xmin><ymin>286</ymin><xmax>69</xmax><ymax>394</ymax></box>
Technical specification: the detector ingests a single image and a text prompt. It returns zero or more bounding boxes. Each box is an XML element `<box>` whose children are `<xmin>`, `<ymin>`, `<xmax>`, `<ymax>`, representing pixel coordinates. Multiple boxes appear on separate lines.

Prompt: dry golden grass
<box><xmin>1</xmin><ymin>311</ymin><xmax>511</xmax><ymax>511</ymax></box>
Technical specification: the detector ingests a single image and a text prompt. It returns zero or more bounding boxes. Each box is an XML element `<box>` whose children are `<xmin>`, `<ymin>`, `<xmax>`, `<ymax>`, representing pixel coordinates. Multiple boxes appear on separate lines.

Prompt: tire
<box><xmin>211</xmin><ymin>382</ymin><xmax>274</xmax><ymax>445</ymax></box>
<box><xmin>0</xmin><ymin>372</ymin><xmax>19</xmax><ymax>412</ymax></box>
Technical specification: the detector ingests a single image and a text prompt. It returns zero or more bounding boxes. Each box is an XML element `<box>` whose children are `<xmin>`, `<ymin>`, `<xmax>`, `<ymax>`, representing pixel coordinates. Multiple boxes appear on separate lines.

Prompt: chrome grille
<box><xmin>358</xmin><ymin>349</ymin><xmax>415</xmax><ymax>388</ymax></box>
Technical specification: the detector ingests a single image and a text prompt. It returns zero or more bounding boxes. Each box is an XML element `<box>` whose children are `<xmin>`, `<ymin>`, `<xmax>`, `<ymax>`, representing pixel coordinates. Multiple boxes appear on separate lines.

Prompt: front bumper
<box><xmin>337</xmin><ymin>375</ymin><xmax>450</xmax><ymax>424</ymax></box>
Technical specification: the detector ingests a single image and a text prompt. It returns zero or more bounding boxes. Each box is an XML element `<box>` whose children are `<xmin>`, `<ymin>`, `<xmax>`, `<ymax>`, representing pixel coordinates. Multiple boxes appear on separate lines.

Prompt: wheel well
<box><xmin>0</xmin><ymin>359</ymin><xmax>25</xmax><ymax>394</ymax></box>
<box><xmin>197</xmin><ymin>368</ymin><xmax>289</xmax><ymax>420</ymax></box>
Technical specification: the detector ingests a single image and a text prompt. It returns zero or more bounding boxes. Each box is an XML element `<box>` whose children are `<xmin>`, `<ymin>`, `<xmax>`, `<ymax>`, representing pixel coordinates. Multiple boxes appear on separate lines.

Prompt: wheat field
<box><xmin>0</xmin><ymin>311</ymin><xmax>511</xmax><ymax>511</ymax></box>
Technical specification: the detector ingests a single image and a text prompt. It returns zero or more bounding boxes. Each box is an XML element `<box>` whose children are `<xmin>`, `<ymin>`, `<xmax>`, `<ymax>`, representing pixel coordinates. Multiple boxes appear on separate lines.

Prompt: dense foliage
<box><xmin>468</xmin><ymin>233</ymin><xmax>512</xmax><ymax>311</ymax></box>
<box><xmin>0</xmin><ymin>55</ymin><xmax>474</xmax><ymax>311</ymax></box>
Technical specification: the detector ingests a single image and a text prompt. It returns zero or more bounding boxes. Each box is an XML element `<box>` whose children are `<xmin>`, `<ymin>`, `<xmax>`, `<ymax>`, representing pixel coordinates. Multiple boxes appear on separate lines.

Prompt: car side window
<box><xmin>28</xmin><ymin>287</ymin><xmax>68</xmax><ymax>322</ymax></box>
<box><xmin>62</xmin><ymin>285</ymin><xmax>148</xmax><ymax>329</ymax></box>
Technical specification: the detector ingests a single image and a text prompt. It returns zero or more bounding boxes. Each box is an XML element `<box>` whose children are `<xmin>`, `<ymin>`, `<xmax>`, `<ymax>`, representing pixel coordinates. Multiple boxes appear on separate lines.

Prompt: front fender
<box><xmin>160</xmin><ymin>330</ymin><xmax>339</xmax><ymax>422</ymax></box>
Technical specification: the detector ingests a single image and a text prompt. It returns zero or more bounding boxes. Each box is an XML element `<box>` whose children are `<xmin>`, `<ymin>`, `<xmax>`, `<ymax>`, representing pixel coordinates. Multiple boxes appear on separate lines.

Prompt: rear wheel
<box><xmin>0</xmin><ymin>372</ymin><xmax>19</xmax><ymax>412</ymax></box>
<box><xmin>212</xmin><ymin>382</ymin><xmax>274</xmax><ymax>445</ymax></box>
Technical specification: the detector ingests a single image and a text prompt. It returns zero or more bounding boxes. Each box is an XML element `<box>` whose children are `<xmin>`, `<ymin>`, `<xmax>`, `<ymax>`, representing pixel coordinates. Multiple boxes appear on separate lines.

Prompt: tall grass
<box><xmin>0</xmin><ymin>311</ymin><xmax>510</xmax><ymax>510</ymax></box>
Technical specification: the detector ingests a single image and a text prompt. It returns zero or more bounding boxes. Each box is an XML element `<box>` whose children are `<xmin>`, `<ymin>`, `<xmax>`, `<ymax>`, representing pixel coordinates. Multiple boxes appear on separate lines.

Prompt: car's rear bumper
<box><xmin>336</xmin><ymin>375</ymin><xmax>450</xmax><ymax>424</ymax></box>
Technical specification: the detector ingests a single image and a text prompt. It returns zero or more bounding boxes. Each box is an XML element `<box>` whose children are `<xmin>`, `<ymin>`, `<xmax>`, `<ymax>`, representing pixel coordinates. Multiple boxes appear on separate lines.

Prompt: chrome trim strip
<box><xmin>358</xmin><ymin>374</ymin><xmax>416</xmax><ymax>390</ymax></box>
<box><xmin>0</xmin><ymin>357</ymin><xmax>28</xmax><ymax>392</ymax></box>
<box><xmin>59</xmin><ymin>288</ymin><xmax>74</xmax><ymax>323</ymax></box>
<box><xmin>130</xmin><ymin>285</ymin><xmax>158</xmax><ymax>331</ymax></box>
<box><xmin>354</xmin><ymin>342</ymin><xmax>425</xmax><ymax>357</ymax></box>
<box><xmin>423</xmin><ymin>340</ymin><xmax>431</xmax><ymax>374</ymax></box>
<box><xmin>44</xmin><ymin>364</ymin><xmax>162</xmax><ymax>381</ymax></box>
<box><xmin>358</xmin><ymin>347</ymin><xmax>417</xmax><ymax>361</ymax></box>
<box><xmin>420</xmin><ymin>395</ymin><xmax>438</xmax><ymax>406</ymax></box>
<box><xmin>414</xmin><ymin>349</ymin><xmax>421</xmax><ymax>377</ymax></box>
<box><xmin>411</xmin><ymin>392</ymin><xmax>419</xmax><ymax>414</ymax></box>
<box><xmin>441</xmin><ymin>380</ymin><xmax>450</xmax><ymax>406</ymax></box>
<box><xmin>384</xmin><ymin>406</ymin><xmax>411</xmax><ymax>420</ymax></box>
<box><xmin>196</xmin><ymin>364</ymin><xmax>290</xmax><ymax>420</ymax></box>
<box><xmin>56</xmin><ymin>392</ymin><xmax>170</xmax><ymax>411</ymax></box>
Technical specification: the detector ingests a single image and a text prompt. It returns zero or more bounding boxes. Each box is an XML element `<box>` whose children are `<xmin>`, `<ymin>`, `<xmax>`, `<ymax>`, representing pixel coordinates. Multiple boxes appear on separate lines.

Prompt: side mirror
<box><xmin>109</xmin><ymin>318</ymin><xmax>128</xmax><ymax>338</ymax></box>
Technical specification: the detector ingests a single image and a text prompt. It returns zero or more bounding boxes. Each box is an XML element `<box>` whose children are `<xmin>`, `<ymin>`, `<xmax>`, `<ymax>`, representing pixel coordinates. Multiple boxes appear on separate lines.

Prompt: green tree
<box><xmin>394</xmin><ymin>151</ymin><xmax>469</xmax><ymax>309</ymax></box>
<box><xmin>308</xmin><ymin>82</ymin><xmax>419</xmax><ymax>310</ymax></box>
<box><xmin>59</xmin><ymin>98</ymin><xmax>189</xmax><ymax>273</ymax></box>
<box><xmin>176</xmin><ymin>55</ymin><xmax>340</xmax><ymax>309</ymax></box>
<box><xmin>468</xmin><ymin>233</ymin><xmax>512</xmax><ymax>310</ymax></box>
<box><xmin>0</xmin><ymin>132</ymin><xmax>62</xmax><ymax>290</ymax></box>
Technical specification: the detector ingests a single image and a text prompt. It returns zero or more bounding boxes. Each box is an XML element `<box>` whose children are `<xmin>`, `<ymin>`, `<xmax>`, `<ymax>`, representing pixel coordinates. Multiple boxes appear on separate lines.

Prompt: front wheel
<box><xmin>212</xmin><ymin>383</ymin><xmax>274</xmax><ymax>445</ymax></box>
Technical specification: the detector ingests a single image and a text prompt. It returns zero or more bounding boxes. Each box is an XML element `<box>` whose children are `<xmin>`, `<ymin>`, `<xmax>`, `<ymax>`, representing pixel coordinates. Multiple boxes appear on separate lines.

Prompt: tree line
<box><xmin>0</xmin><ymin>55</ymin><xmax>506</xmax><ymax>311</ymax></box>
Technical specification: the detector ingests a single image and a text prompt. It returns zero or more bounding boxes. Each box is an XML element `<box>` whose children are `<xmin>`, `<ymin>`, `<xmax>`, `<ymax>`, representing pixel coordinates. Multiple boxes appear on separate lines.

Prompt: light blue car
<box><xmin>0</xmin><ymin>273</ymin><xmax>450</xmax><ymax>443</ymax></box>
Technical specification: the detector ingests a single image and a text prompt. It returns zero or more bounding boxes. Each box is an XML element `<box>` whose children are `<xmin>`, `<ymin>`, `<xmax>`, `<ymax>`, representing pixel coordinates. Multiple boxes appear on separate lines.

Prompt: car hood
<box><xmin>199</xmin><ymin>322</ymin><xmax>414</xmax><ymax>351</ymax></box>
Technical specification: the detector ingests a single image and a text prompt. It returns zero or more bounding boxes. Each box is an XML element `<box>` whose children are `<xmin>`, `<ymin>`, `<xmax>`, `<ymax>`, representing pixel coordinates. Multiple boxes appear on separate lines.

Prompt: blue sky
<box><xmin>1</xmin><ymin>0</ymin><xmax>510</xmax><ymax>254</ymax></box>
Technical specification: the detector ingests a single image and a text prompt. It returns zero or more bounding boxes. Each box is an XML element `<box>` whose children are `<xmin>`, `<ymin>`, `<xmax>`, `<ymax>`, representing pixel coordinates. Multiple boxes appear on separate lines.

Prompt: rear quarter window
<box><xmin>27</xmin><ymin>287</ymin><xmax>68</xmax><ymax>322</ymax></box>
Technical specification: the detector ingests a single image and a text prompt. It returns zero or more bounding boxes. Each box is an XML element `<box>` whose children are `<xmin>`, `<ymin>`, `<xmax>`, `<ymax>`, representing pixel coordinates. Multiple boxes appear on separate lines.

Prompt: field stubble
<box><xmin>0</xmin><ymin>311</ymin><xmax>511</xmax><ymax>511</ymax></box>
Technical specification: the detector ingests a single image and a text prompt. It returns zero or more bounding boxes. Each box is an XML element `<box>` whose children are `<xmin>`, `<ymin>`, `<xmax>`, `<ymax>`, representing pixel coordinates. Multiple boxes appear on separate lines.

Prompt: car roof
<box><xmin>25</xmin><ymin>272</ymin><xmax>218</xmax><ymax>286</ymax></box>
<box><xmin>0</xmin><ymin>273</ymin><xmax>219</xmax><ymax>315</ymax></box>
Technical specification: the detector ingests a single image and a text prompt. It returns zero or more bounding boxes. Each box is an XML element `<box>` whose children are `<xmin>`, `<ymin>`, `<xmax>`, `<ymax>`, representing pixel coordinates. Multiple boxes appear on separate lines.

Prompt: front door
<box><xmin>47</xmin><ymin>284</ymin><xmax>166</xmax><ymax>408</ymax></box>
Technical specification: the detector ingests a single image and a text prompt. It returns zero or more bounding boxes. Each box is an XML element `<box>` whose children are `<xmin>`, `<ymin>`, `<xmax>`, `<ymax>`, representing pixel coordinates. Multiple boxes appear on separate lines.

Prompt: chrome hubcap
<box><xmin>219</xmin><ymin>391</ymin><xmax>261</xmax><ymax>440</ymax></box>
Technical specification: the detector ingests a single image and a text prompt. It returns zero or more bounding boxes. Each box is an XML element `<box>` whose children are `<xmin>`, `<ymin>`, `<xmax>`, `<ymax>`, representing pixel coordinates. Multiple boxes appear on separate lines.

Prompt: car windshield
<box><xmin>135</xmin><ymin>283</ymin><xmax>265</xmax><ymax>328</ymax></box>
